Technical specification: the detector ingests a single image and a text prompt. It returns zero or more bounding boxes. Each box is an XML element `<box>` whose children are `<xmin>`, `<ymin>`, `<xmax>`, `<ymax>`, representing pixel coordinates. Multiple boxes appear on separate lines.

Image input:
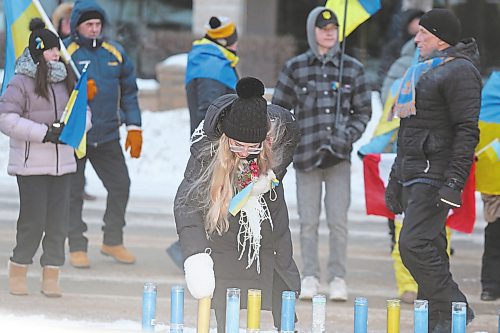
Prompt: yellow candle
<box><xmin>247</xmin><ymin>289</ymin><xmax>261</xmax><ymax>332</ymax></box>
<box><xmin>197</xmin><ymin>297</ymin><xmax>211</xmax><ymax>333</ymax></box>
<box><xmin>386</xmin><ymin>299</ymin><xmax>400</xmax><ymax>333</ymax></box>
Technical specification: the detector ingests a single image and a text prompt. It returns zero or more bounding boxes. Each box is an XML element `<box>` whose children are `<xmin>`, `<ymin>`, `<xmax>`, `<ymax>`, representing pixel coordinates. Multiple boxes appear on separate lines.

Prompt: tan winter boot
<box><xmin>41</xmin><ymin>266</ymin><xmax>62</xmax><ymax>298</ymax></box>
<box><xmin>101</xmin><ymin>244</ymin><xmax>135</xmax><ymax>264</ymax></box>
<box><xmin>70</xmin><ymin>251</ymin><xmax>90</xmax><ymax>268</ymax></box>
<box><xmin>8</xmin><ymin>260</ymin><xmax>28</xmax><ymax>295</ymax></box>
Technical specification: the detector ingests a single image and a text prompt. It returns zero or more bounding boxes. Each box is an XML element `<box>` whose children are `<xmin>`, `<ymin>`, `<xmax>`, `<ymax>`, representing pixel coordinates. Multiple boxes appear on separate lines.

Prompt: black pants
<box><xmin>399</xmin><ymin>183</ymin><xmax>467</xmax><ymax>324</ymax></box>
<box><xmin>481</xmin><ymin>218</ymin><xmax>500</xmax><ymax>293</ymax></box>
<box><xmin>68</xmin><ymin>140</ymin><xmax>130</xmax><ymax>252</ymax></box>
<box><xmin>12</xmin><ymin>174</ymin><xmax>71</xmax><ymax>266</ymax></box>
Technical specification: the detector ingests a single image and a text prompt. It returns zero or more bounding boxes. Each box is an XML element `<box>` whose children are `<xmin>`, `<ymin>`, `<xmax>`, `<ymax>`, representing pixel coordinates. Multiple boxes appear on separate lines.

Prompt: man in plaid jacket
<box><xmin>272</xmin><ymin>6</ymin><xmax>371</xmax><ymax>301</ymax></box>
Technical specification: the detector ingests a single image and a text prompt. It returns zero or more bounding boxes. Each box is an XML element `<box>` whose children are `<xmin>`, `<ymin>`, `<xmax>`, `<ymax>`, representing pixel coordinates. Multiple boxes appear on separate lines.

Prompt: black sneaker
<box><xmin>480</xmin><ymin>290</ymin><xmax>500</xmax><ymax>301</ymax></box>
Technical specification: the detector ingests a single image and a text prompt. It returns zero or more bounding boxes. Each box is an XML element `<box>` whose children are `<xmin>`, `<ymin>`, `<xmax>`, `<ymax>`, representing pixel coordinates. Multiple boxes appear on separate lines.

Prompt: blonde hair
<box><xmin>205</xmin><ymin>134</ymin><xmax>273</xmax><ymax>235</ymax></box>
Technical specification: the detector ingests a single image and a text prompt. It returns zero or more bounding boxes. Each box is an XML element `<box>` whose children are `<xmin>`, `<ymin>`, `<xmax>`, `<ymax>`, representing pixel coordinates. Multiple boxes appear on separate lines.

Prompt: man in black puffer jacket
<box><xmin>385</xmin><ymin>9</ymin><xmax>481</xmax><ymax>332</ymax></box>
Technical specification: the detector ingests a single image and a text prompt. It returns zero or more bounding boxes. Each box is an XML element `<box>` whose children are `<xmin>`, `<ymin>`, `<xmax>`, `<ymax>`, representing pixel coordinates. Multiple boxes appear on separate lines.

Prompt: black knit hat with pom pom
<box><xmin>221</xmin><ymin>77</ymin><xmax>268</xmax><ymax>143</ymax></box>
<box><xmin>28</xmin><ymin>18</ymin><xmax>60</xmax><ymax>63</ymax></box>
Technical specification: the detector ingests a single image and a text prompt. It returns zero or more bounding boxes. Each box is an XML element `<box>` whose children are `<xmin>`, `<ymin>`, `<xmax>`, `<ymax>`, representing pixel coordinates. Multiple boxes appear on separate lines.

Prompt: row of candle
<box><xmin>142</xmin><ymin>283</ymin><xmax>497</xmax><ymax>333</ymax></box>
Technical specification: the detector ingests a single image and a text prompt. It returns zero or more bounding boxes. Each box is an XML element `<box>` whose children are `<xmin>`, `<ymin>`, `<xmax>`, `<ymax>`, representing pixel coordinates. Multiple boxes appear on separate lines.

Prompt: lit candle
<box><xmin>451</xmin><ymin>302</ymin><xmax>466</xmax><ymax>333</ymax></box>
<box><xmin>142</xmin><ymin>282</ymin><xmax>157</xmax><ymax>332</ymax></box>
<box><xmin>354</xmin><ymin>297</ymin><xmax>368</xmax><ymax>333</ymax></box>
<box><xmin>387</xmin><ymin>299</ymin><xmax>400</xmax><ymax>333</ymax></box>
<box><xmin>413</xmin><ymin>299</ymin><xmax>428</xmax><ymax>333</ymax></box>
<box><xmin>226</xmin><ymin>288</ymin><xmax>241</xmax><ymax>333</ymax></box>
<box><xmin>170</xmin><ymin>285</ymin><xmax>184</xmax><ymax>333</ymax></box>
<box><xmin>197</xmin><ymin>297</ymin><xmax>211</xmax><ymax>333</ymax></box>
<box><xmin>247</xmin><ymin>289</ymin><xmax>261</xmax><ymax>333</ymax></box>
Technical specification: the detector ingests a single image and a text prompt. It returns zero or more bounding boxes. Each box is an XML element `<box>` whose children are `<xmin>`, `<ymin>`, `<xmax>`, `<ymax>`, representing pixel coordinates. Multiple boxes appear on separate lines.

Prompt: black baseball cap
<box><xmin>315</xmin><ymin>9</ymin><xmax>339</xmax><ymax>28</ymax></box>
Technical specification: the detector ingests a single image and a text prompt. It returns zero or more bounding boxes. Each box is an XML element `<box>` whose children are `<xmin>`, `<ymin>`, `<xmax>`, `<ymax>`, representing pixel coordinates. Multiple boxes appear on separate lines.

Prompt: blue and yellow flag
<box><xmin>476</xmin><ymin>71</ymin><xmax>500</xmax><ymax>195</ymax></box>
<box><xmin>2</xmin><ymin>0</ymin><xmax>43</xmax><ymax>93</ymax></box>
<box><xmin>325</xmin><ymin>0</ymin><xmax>381</xmax><ymax>41</ymax></box>
<box><xmin>59</xmin><ymin>70</ymin><xmax>88</xmax><ymax>159</ymax></box>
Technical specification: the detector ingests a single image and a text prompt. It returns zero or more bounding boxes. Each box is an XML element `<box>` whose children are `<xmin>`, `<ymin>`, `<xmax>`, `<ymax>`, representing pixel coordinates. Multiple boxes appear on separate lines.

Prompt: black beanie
<box><xmin>419</xmin><ymin>8</ymin><xmax>461</xmax><ymax>46</ymax></box>
<box><xmin>77</xmin><ymin>10</ymin><xmax>104</xmax><ymax>26</ymax></box>
<box><xmin>28</xmin><ymin>18</ymin><xmax>60</xmax><ymax>63</ymax></box>
<box><xmin>221</xmin><ymin>77</ymin><xmax>268</xmax><ymax>143</ymax></box>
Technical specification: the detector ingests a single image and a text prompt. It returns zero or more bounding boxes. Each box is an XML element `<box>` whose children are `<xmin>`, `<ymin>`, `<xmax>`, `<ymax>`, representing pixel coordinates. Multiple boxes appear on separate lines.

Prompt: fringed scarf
<box><xmin>229</xmin><ymin>167</ymin><xmax>279</xmax><ymax>274</ymax></box>
<box><xmin>392</xmin><ymin>56</ymin><xmax>454</xmax><ymax>119</ymax></box>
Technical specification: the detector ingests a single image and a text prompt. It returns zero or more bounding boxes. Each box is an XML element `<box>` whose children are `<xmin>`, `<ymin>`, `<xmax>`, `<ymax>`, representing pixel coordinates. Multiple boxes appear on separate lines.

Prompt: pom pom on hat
<box><xmin>205</xmin><ymin>16</ymin><xmax>238</xmax><ymax>47</ymax></box>
<box><xmin>235</xmin><ymin>77</ymin><xmax>265</xmax><ymax>99</ymax></box>
<box><xmin>28</xmin><ymin>18</ymin><xmax>60</xmax><ymax>63</ymax></box>
<box><xmin>221</xmin><ymin>77</ymin><xmax>268</xmax><ymax>143</ymax></box>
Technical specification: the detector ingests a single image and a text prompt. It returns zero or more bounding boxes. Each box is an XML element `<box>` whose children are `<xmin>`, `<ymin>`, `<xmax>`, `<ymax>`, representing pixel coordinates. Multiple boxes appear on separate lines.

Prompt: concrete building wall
<box><xmin>192</xmin><ymin>0</ymin><xmax>246</xmax><ymax>36</ymax></box>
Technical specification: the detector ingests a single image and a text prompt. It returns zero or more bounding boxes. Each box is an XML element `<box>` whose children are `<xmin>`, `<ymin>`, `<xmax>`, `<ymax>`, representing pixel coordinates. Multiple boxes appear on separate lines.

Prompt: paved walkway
<box><xmin>0</xmin><ymin>187</ymin><xmax>498</xmax><ymax>332</ymax></box>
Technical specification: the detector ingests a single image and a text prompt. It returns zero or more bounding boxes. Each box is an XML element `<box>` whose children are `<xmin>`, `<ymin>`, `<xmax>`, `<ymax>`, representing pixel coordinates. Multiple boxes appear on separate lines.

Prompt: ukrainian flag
<box><xmin>325</xmin><ymin>0</ymin><xmax>381</xmax><ymax>41</ymax></box>
<box><xmin>59</xmin><ymin>70</ymin><xmax>88</xmax><ymax>159</ymax></box>
<box><xmin>476</xmin><ymin>71</ymin><xmax>500</xmax><ymax>194</ymax></box>
<box><xmin>2</xmin><ymin>0</ymin><xmax>43</xmax><ymax>93</ymax></box>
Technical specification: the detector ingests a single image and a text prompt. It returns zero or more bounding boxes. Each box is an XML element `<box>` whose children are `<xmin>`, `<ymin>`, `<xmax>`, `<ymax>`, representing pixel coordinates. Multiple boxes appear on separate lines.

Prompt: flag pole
<box><xmin>334</xmin><ymin>0</ymin><xmax>349</xmax><ymax>133</ymax></box>
<box><xmin>59</xmin><ymin>62</ymin><xmax>89</xmax><ymax>123</ymax></box>
<box><xmin>31</xmin><ymin>0</ymin><xmax>81</xmax><ymax>79</ymax></box>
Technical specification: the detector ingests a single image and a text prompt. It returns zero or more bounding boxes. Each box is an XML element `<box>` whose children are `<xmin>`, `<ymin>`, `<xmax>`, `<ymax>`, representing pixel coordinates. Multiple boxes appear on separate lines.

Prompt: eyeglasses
<box><xmin>229</xmin><ymin>143</ymin><xmax>263</xmax><ymax>155</ymax></box>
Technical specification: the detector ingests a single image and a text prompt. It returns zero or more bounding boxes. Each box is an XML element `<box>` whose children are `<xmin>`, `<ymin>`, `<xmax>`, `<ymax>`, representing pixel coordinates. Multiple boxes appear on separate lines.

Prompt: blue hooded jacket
<box><xmin>64</xmin><ymin>0</ymin><xmax>141</xmax><ymax>146</ymax></box>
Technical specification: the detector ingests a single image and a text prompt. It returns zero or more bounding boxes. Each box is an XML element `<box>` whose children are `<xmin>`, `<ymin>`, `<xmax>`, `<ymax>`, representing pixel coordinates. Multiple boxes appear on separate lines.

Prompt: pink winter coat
<box><xmin>0</xmin><ymin>50</ymin><xmax>91</xmax><ymax>176</ymax></box>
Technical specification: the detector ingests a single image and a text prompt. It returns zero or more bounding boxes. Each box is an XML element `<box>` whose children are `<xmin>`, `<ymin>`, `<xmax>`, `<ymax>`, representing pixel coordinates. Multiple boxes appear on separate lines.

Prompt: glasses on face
<box><xmin>229</xmin><ymin>142</ymin><xmax>263</xmax><ymax>155</ymax></box>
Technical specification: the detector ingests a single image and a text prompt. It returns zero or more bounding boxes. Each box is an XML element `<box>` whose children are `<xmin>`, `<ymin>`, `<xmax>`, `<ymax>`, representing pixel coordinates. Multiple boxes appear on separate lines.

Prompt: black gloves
<box><xmin>438</xmin><ymin>178</ymin><xmax>463</xmax><ymax>209</ymax></box>
<box><xmin>43</xmin><ymin>122</ymin><xmax>64</xmax><ymax>144</ymax></box>
<box><xmin>385</xmin><ymin>177</ymin><xmax>403</xmax><ymax>214</ymax></box>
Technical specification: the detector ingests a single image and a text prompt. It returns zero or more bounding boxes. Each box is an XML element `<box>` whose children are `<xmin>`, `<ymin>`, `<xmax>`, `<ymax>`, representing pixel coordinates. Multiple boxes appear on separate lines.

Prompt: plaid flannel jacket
<box><xmin>272</xmin><ymin>50</ymin><xmax>372</xmax><ymax>171</ymax></box>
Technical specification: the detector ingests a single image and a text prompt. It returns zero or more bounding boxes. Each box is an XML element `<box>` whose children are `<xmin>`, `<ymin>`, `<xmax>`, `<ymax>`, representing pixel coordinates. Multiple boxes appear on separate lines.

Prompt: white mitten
<box><xmin>184</xmin><ymin>252</ymin><xmax>215</xmax><ymax>299</ymax></box>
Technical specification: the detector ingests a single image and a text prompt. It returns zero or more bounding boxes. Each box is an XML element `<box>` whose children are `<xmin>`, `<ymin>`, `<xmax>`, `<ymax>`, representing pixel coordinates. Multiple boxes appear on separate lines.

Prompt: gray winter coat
<box><xmin>0</xmin><ymin>49</ymin><xmax>91</xmax><ymax>176</ymax></box>
<box><xmin>174</xmin><ymin>94</ymin><xmax>301</xmax><ymax>312</ymax></box>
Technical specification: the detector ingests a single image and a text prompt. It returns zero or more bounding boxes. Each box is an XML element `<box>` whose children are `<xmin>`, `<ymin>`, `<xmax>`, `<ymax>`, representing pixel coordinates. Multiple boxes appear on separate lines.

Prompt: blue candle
<box><xmin>280</xmin><ymin>291</ymin><xmax>296</xmax><ymax>333</ymax></box>
<box><xmin>142</xmin><ymin>282</ymin><xmax>157</xmax><ymax>332</ymax></box>
<box><xmin>225</xmin><ymin>288</ymin><xmax>241</xmax><ymax>333</ymax></box>
<box><xmin>451</xmin><ymin>302</ymin><xmax>466</xmax><ymax>333</ymax></box>
<box><xmin>170</xmin><ymin>285</ymin><xmax>184</xmax><ymax>333</ymax></box>
<box><xmin>413</xmin><ymin>300</ymin><xmax>428</xmax><ymax>333</ymax></box>
<box><xmin>354</xmin><ymin>297</ymin><xmax>368</xmax><ymax>333</ymax></box>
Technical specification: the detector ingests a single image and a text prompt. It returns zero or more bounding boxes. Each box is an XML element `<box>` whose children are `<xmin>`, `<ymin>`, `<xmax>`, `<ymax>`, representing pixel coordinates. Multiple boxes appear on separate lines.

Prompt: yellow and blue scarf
<box><xmin>393</xmin><ymin>56</ymin><xmax>453</xmax><ymax>119</ymax></box>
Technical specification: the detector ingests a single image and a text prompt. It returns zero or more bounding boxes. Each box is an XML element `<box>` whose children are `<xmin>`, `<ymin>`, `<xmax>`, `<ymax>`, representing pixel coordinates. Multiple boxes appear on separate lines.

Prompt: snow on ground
<box><xmin>0</xmin><ymin>313</ymin><xmax>279</xmax><ymax>333</ymax></box>
<box><xmin>0</xmin><ymin>93</ymin><xmax>382</xmax><ymax>217</ymax></box>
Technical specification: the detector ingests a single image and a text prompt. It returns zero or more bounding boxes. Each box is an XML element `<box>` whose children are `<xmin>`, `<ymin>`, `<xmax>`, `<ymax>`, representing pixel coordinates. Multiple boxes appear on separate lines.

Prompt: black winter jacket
<box><xmin>173</xmin><ymin>94</ymin><xmax>301</xmax><ymax>312</ymax></box>
<box><xmin>392</xmin><ymin>39</ymin><xmax>482</xmax><ymax>187</ymax></box>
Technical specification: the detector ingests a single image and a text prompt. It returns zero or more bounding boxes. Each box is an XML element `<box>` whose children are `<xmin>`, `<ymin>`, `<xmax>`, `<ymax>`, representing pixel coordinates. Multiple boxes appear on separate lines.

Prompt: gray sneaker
<box><xmin>329</xmin><ymin>277</ymin><xmax>347</xmax><ymax>301</ymax></box>
<box><xmin>299</xmin><ymin>276</ymin><xmax>319</xmax><ymax>300</ymax></box>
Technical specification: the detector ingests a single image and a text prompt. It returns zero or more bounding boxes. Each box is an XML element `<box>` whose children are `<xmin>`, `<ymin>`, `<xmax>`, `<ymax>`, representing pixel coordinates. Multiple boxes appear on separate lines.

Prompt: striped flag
<box><xmin>59</xmin><ymin>69</ymin><xmax>88</xmax><ymax>158</ymax></box>
<box><xmin>476</xmin><ymin>71</ymin><xmax>500</xmax><ymax>195</ymax></box>
<box><xmin>325</xmin><ymin>0</ymin><xmax>381</xmax><ymax>41</ymax></box>
<box><xmin>2</xmin><ymin>0</ymin><xmax>43</xmax><ymax>93</ymax></box>
<box><xmin>362</xmin><ymin>153</ymin><xmax>476</xmax><ymax>234</ymax></box>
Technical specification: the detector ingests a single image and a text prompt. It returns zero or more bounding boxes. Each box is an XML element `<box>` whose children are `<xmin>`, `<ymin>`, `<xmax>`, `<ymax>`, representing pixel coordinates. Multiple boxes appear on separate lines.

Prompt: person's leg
<box><xmin>11</xmin><ymin>176</ymin><xmax>49</xmax><ymax>265</ymax></box>
<box><xmin>323</xmin><ymin>160</ymin><xmax>350</xmax><ymax>283</ymax></box>
<box><xmin>295</xmin><ymin>169</ymin><xmax>323</xmax><ymax>280</ymax></box>
<box><xmin>40</xmin><ymin>174</ymin><xmax>71</xmax><ymax>267</ymax></box>
<box><xmin>89</xmin><ymin>140</ymin><xmax>130</xmax><ymax>246</ymax></box>
<box><xmin>481</xmin><ymin>218</ymin><xmax>500</xmax><ymax>299</ymax></box>
<box><xmin>68</xmin><ymin>156</ymin><xmax>89</xmax><ymax>252</ymax></box>
<box><xmin>391</xmin><ymin>218</ymin><xmax>418</xmax><ymax>302</ymax></box>
<box><xmin>399</xmin><ymin>183</ymin><xmax>467</xmax><ymax>328</ymax></box>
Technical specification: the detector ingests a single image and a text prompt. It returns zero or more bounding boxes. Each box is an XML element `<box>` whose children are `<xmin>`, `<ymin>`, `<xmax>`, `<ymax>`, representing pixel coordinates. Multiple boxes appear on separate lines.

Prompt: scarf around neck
<box><xmin>392</xmin><ymin>56</ymin><xmax>453</xmax><ymax>119</ymax></box>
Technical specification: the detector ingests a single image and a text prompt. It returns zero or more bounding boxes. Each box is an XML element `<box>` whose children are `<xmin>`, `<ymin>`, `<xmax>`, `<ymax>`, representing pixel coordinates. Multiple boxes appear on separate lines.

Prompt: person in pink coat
<box><xmin>0</xmin><ymin>18</ymin><xmax>90</xmax><ymax>298</ymax></box>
